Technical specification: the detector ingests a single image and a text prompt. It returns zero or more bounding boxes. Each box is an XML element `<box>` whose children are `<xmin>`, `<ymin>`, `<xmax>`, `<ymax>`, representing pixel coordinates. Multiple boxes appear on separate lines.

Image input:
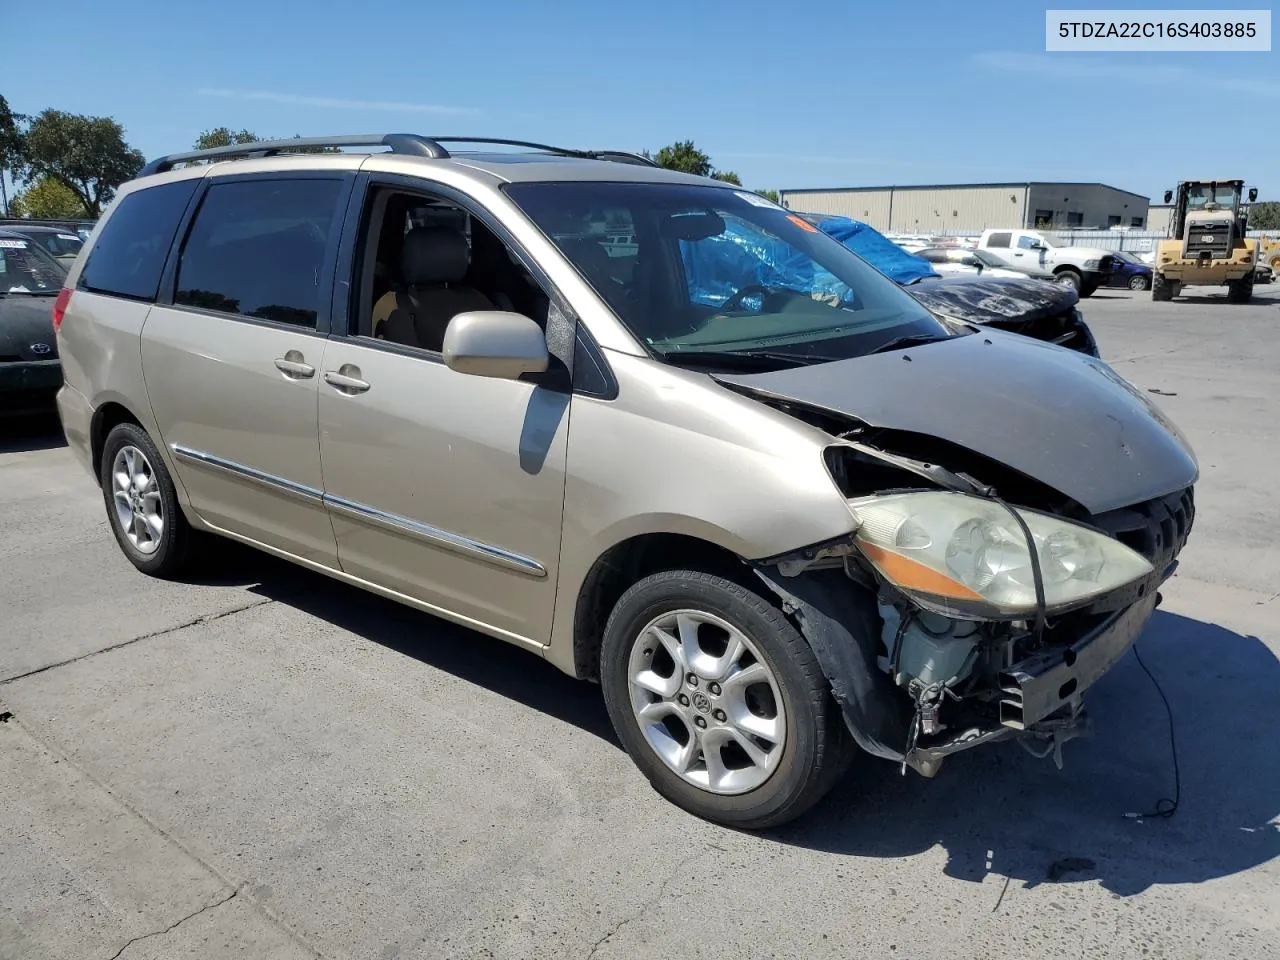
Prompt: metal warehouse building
<box><xmin>779</xmin><ymin>182</ymin><xmax>1150</xmax><ymax>234</ymax></box>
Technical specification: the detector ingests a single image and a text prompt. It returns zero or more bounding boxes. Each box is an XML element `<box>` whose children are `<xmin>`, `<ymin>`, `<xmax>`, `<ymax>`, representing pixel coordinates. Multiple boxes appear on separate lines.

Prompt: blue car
<box><xmin>1108</xmin><ymin>250</ymin><xmax>1153</xmax><ymax>290</ymax></box>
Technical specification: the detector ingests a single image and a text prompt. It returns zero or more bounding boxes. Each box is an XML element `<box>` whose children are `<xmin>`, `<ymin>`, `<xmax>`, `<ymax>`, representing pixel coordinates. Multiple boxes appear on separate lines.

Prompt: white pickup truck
<box><xmin>975</xmin><ymin>229</ymin><xmax>1117</xmax><ymax>297</ymax></box>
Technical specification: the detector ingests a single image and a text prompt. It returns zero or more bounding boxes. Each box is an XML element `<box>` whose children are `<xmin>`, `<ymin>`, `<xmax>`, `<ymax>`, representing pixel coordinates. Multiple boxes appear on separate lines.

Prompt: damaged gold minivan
<box><xmin>55</xmin><ymin>136</ymin><xmax>1197</xmax><ymax>828</ymax></box>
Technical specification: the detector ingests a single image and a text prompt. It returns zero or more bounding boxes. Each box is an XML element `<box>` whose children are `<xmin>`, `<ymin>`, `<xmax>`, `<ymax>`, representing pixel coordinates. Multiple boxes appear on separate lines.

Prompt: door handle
<box><xmin>324</xmin><ymin>365</ymin><xmax>370</xmax><ymax>394</ymax></box>
<box><xmin>274</xmin><ymin>352</ymin><xmax>315</xmax><ymax>379</ymax></box>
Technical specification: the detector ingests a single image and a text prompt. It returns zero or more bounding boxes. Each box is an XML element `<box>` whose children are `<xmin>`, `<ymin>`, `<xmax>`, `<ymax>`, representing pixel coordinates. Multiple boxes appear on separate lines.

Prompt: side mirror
<box><xmin>1248</xmin><ymin>188</ymin><xmax>1258</xmax><ymax>202</ymax></box>
<box><xmin>442</xmin><ymin>311</ymin><xmax>549</xmax><ymax>380</ymax></box>
<box><xmin>1164</xmin><ymin>190</ymin><xmax>1173</xmax><ymax>204</ymax></box>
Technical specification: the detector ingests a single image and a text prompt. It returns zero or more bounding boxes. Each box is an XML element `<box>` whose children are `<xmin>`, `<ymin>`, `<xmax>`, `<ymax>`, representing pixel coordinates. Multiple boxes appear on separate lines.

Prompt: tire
<box><xmin>1079</xmin><ymin>280</ymin><xmax>1099</xmax><ymax>298</ymax></box>
<box><xmin>1151</xmin><ymin>271</ymin><xmax>1175</xmax><ymax>301</ymax></box>
<box><xmin>600</xmin><ymin>570</ymin><xmax>852</xmax><ymax>829</ymax></box>
<box><xmin>1128</xmin><ymin>274</ymin><xmax>1150</xmax><ymax>291</ymax></box>
<box><xmin>1227</xmin><ymin>274</ymin><xmax>1254</xmax><ymax>304</ymax></box>
<box><xmin>1054</xmin><ymin>269</ymin><xmax>1082</xmax><ymax>293</ymax></box>
<box><xmin>100</xmin><ymin>422</ymin><xmax>194</xmax><ymax>578</ymax></box>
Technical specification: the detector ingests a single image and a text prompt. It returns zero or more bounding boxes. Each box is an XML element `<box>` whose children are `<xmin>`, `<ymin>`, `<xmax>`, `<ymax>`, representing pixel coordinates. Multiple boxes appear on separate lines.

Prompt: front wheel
<box><xmin>1227</xmin><ymin>274</ymin><xmax>1254</xmax><ymax>304</ymax></box>
<box><xmin>1054</xmin><ymin>269</ymin><xmax>1082</xmax><ymax>293</ymax></box>
<box><xmin>1128</xmin><ymin>274</ymin><xmax>1151</xmax><ymax>291</ymax></box>
<box><xmin>1151</xmin><ymin>271</ymin><xmax>1176</xmax><ymax>301</ymax></box>
<box><xmin>600</xmin><ymin>570</ymin><xmax>852</xmax><ymax>829</ymax></box>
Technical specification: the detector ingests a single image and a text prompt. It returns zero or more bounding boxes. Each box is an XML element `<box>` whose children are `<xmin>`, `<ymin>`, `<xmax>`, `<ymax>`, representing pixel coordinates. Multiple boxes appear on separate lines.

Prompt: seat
<box><xmin>373</xmin><ymin>226</ymin><xmax>494</xmax><ymax>351</ymax></box>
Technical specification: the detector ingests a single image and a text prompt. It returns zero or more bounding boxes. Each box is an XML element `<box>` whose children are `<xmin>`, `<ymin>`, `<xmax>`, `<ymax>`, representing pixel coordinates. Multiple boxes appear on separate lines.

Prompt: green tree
<box><xmin>9</xmin><ymin>176</ymin><xmax>87</xmax><ymax>219</ymax></box>
<box><xmin>1248</xmin><ymin>201</ymin><xmax>1280</xmax><ymax>230</ymax></box>
<box><xmin>711</xmin><ymin>170</ymin><xmax>741</xmax><ymax>186</ymax></box>
<box><xmin>0</xmin><ymin>94</ymin><xmax>25</xmax><ymax>174</ymax></box>
<box><xmin>193</xmin><ymin>127</ymin><xmax>259</xmax><ymax>150</ymax></box>
<box><xmin>754</xmin><ymin>188</ymin><xmax>781</xmax><ymax>204</ymax></box>
<box><xmin>652</xmin><ymin>140</ymin><xmax>712</xmax><ymax>177</ymax></box>
<box><xmin>19</xmin><ymin>110</ymin><xmax>143</xmax><ymax>218</ymax></box>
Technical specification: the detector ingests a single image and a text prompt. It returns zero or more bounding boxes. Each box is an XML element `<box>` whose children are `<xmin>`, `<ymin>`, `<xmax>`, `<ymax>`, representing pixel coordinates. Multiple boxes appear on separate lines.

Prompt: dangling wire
<box><xmin>1125</xmin><ymin>643</ymin><xmax>1181</xmax><ymax>819</ymax></box>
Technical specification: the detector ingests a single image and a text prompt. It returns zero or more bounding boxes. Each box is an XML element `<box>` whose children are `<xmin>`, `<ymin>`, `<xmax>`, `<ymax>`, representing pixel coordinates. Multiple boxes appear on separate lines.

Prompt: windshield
<box><xmin>0</xmin><ymin>237</ymin><xmax>67</xmax><ymax>294</ymax></box>
<box><xmin>505</xmin><ymin>182</ymin><xmax>950</xmax><ymax>365</ymax></box>
<box><xmin>38</xmin><ymin>231</ymin><xmax>85</xmax><ymax>258</ymax></box>
<box><xmin>1187</xmin><ymin>184</ymin><xmax>1238</xmax><ymax>209</ymax></box>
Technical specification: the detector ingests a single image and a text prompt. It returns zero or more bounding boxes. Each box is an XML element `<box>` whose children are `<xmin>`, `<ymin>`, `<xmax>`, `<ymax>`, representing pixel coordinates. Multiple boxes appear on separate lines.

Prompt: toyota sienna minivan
<box><xmin>54</xmin><ymin>135</ymin><xmax>1197</xmax><ymax>828</ymax></box>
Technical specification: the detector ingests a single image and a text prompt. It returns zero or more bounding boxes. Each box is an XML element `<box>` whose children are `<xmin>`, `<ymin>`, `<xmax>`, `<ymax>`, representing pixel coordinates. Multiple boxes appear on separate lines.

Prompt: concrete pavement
<box><xmin>1</xmin><ymin>287</ymin><xmax>1277</xmax><ymax>959</ymax></box>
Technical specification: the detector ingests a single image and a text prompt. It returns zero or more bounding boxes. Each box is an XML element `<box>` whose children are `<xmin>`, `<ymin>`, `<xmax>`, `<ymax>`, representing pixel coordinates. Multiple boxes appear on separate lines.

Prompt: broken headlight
<box><xmin>848</xmin><ymin>491</ymin><xmax>1153</xmax><ymax>619</ymax></box>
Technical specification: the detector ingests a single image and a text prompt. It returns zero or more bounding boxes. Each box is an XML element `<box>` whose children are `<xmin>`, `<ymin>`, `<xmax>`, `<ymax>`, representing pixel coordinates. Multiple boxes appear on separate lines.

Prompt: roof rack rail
<box><xmin>425</xmin><ymin>137</ymin><xmax>658</xmax><ymax>166</ymax></box>
<box><xmin>136</xmin><ymin>134</ymin><xmax>660</xmax><ymax>178</ymax></box>
<box><xmin>137</xmin><ymin>133</ymin><xmax>448</xmax><ymax>177</ymax></box>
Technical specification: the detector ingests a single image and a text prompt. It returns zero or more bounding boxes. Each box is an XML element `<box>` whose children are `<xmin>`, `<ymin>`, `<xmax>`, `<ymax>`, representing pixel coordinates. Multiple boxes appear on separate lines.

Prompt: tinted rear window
<box><xmin>79</xmin><ymin>179</ymin><xmax>200</xmax><ymax>301</ymax></box>
<box><xmin>174</xmin><ymin>178</ymin><xmax>343</xmax><ymax>328</ymax></box>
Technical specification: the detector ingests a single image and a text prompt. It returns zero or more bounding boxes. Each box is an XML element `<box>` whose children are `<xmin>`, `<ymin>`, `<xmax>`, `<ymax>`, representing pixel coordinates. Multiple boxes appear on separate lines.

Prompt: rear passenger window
<box><xmin>986</xmin><ymin>232</ymin><xmax>1011</xmax><ymax>248</ymax></box>
<box><xmin>175</xmin><ymin>178</ymin><xmax>343</xmax><ymax>328</ymax></box>
<box><xmin>79</xmin><ymin>179</ymin><xmax>200</xmax><ymax>300</ymax></box>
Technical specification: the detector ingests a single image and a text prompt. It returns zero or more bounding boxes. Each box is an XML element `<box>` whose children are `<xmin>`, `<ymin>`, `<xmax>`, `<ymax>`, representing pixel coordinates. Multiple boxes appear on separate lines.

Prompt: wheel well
<box><xmin>90</xmin><ymin>402</ymin><xmax>143</xmax><ymax>485</ymax></box>
<box><xmin>572</xmin><ymin>534</ymin><xmax>752</xmax><ymax>681</ymax></box>
<box><xmin>1053</xmin><ymin>265</ymin><xmax>1081</xmax><ymax>276</ymax></box>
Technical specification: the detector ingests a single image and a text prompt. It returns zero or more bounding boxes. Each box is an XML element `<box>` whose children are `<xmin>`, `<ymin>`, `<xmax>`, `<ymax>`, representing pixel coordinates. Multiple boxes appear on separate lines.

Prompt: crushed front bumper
<box><xmin>1000</xmin><ymin>589</ymin><xmax>1158</xmax><ymax>730</ymax></box>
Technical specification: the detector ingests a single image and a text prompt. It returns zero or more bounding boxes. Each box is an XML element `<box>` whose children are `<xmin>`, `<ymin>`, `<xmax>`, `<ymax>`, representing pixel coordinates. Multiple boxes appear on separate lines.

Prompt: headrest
<box><xmin>401</xmin><ymin>226</ymin><xmax>469</xmax><ymax>286</ymax></box>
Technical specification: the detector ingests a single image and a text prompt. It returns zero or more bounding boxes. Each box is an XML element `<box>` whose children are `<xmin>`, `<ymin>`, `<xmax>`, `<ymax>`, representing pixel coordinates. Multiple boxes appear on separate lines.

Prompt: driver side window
<box><xmin>350</xmin><ymin>186</ymin><xmax>551</xmax><ymax>354</ymax></box>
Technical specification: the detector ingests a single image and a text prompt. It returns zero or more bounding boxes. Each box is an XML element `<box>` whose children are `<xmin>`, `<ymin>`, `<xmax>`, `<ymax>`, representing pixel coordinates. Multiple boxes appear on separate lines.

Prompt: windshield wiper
<box><xmin>867</xmin><ymin>333</ymin><xmax>952</xmax><ymax>355</ymax></box>
<box><xmin>658</xmin><ymin>350</ymin><xmax>840</xmax><ymax>371</ymax></box>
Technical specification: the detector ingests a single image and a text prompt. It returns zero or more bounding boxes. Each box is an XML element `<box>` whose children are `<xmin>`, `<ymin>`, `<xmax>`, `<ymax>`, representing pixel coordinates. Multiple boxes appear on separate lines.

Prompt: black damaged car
<box><xmin>0</xmin><ymin>230</ymin><xmax>67</xmax><ymax>417</ymax></box>
<box><xmin>799</xmin><ymin>213</ymin><xmax>1099</xmax><ymax>357</ymax></box>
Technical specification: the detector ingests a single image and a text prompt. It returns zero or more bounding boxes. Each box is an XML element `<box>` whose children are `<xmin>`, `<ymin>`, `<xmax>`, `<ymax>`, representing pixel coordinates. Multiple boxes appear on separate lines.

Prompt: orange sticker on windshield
<box><xmin>787</xmin><ymin>214</ymin><xmax>818</xmax><ymax>233</ymax></box>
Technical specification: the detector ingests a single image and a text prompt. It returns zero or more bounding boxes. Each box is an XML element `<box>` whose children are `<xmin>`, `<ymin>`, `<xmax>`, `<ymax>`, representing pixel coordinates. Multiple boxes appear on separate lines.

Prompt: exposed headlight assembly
<box><xmin>848</xmin><ymin>491</ymin><xmax>1153</xmax><ymax>620</ymax></box>
<box><xmin>1084</xmin><ymin>259</ymin><xmax>1101</xmax><ymax>270</ymax></box>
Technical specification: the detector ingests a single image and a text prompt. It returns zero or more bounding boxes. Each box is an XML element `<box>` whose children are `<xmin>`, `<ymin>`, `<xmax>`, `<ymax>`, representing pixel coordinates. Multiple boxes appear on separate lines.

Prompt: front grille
<box><xmin>1184</xmin><ymin>223</ymin><xmax>1231</xmax><ymax>258</ymax></box>
<box><xmin>1098</xmin><ymin>255</ymin><xmax>1116</xmax><ymax>272</ymax></box>
<box><xmin>1089</xmin><ymin>486</ymin><xmax>1195</xmax><ymax>575</ymax></box>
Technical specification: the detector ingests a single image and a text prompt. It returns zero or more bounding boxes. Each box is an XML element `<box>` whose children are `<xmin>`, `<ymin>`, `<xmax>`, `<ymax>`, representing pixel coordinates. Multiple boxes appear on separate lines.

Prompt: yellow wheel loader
<box><xmin>1152</xmin><ymin>179</ymin><xmax>1258</xmax><ymax>303</ymax></box>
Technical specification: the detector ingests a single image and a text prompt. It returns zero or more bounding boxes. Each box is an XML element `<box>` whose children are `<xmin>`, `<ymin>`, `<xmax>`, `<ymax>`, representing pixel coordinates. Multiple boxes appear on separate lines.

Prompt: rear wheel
<box><xmin>1227</xmin><ymin>273</ymin><xmax>1254</xmax><ymax>304</ymax></box>
<box><xmin>600</xmin><ymin>569</ymin><xmax>852</xmax><ymax>829</ymax></box>
<box><xmin>1054</xmin><ymin>268</ymin><xmax>1082</xmax><ymax>293</ymax></box>
<box><xmin>1128</xmin><ymin>273</ymin><xmax>1150</xmax><ymax>291</ymax></box>
<box><xmin>100</xmin><ymin>423</ymin><xmax>194</xmax><ymax>578</ymax></box>
<box><xmin>1151</xmin><ymin>271</ymin><xmax>1175</xmax><ymax>301</ymax></box>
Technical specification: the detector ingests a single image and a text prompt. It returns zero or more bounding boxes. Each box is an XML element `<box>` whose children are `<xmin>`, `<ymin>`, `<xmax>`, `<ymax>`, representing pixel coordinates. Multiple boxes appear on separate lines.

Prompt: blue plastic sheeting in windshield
<box><xmin>681</xmin><ymin>214</ymin><xmax>938</xmax><ymax>308</ymax></box>
<box><xmin>810</xmin><ymin>216</ymin><xmax>939</xmax><ymax>286</ymax></box>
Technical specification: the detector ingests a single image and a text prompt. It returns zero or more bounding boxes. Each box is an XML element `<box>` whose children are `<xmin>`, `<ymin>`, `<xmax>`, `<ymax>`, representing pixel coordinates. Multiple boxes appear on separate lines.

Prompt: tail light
<box><xmin>52</xmin><ymin>288</ymin><xmax>72</xmax><ymax>331</ymax></box>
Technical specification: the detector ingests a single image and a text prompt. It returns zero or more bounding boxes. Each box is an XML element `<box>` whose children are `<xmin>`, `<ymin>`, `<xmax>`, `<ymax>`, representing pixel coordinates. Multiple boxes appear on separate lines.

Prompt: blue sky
<box><xmin>3</xmin><ymin>0</ymin><xmax>1276</xmax><ymax>201</ymax></box>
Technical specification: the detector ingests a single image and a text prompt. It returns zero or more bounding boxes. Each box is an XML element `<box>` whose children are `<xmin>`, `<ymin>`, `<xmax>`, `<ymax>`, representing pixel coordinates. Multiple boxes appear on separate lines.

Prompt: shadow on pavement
<box><xmin>0</xmin><ymin>412</ymin><xmax>66</xmax><ymax>454</ymax></box>
<box><xmin>180</xmin><ymin>544</ymin><xmax>1280</xmax><ymax>895</ymax></box>
<box><xmin>200</xmin><ymin>540</ymin><xmax>616</xmax><ymax>743</ymax></box>
<box><xmin>770</xmin><ymin>609</ymin><xmax>1280</xmax><ymax>896</ymax></box>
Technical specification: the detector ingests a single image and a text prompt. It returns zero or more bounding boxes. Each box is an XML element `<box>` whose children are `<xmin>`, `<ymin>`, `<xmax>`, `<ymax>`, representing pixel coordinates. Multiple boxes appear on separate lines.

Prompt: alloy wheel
<box><xmin>111</xmin><ymin>445</ymin><xmax>164</xmax><ymax>555</ymax></box>
<box><xmin>627</xmin><ymin>609</ymin><xmax>786</xmax><ymax>795</ymax></box>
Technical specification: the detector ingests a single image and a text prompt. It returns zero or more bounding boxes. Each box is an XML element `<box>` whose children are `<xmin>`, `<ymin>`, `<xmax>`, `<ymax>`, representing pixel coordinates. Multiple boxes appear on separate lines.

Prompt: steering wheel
<box><xmin>720</xmin><ymin>284</ymin><xmax>774</xmax><ymax>312</ymax></box>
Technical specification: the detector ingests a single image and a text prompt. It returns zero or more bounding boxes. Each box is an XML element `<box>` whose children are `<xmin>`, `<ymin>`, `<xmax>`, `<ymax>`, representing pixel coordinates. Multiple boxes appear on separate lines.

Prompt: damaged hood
<box><xmin>905</xmin><ymin>275</ymin><xmax>1077</xmax><ymax>327</ymax></box>
<box><xmin>716</xmin><ymin>331</ymin><xmax>1198</xmax><ymax>515</ymax></box>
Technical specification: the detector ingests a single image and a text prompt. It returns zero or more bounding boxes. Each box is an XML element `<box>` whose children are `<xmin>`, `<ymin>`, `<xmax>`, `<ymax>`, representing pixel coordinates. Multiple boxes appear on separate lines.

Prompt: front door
<box><xmin>142</xmin><ymin>173</ymin><xmax>351</xmax><ymax>566</ymax></box>
<box><xmin>317</xmin><ymin>342</ymin><xmax>569</xmax><ymax>643</ymax></box>
<box><xmin>316</xmin><ymin>179</ymin><xmax>569</xmax><ymax>644</ymax></box>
